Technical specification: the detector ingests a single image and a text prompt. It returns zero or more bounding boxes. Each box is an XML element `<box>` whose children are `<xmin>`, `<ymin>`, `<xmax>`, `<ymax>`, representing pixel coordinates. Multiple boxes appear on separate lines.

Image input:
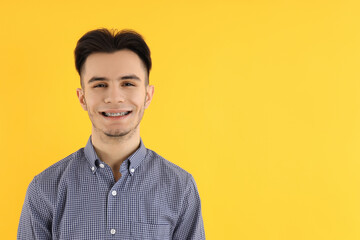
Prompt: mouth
<box><xmin>101</xmin><ymin>111</ymin><xmax>132</xmax><ymax>118</ymax></box>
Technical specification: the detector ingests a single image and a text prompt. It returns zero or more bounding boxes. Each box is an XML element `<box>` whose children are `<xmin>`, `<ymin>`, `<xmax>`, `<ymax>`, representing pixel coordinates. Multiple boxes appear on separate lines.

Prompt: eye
<box><xmin>94</xmin><ymin>83</ymin><xmax>107</xmax><ymax>88</ymax></box>
<box><xmin>123</xmin><ymin>82</ymin><xmax>135</xmax><ymax>87</ymax></box>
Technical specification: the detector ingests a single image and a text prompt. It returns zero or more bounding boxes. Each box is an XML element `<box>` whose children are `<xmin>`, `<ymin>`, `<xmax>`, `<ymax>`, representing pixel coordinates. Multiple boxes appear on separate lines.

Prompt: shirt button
<box><xmin>112</xmin><ymin>190</ymin><xmax>117</xmax><ymax>196</ymax></box>
<box><xmin>99</xmin><ymin>163</ymin><xmax>105</xmax><ymax>168</ymax></box>
<box><xmin>130</xmin><ymin>168</ymin><xmax>135</xmax><ymax>173</ymax></box>
<box><xmin>110</xmin><ymin>228</ymin><xmax>116</xmax><ymax>235</ymax></box>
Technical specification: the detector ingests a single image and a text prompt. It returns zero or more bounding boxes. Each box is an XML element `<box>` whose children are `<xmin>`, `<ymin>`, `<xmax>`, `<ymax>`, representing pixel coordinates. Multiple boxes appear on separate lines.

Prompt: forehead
<box><xmin>82</xmin><ymin>50</ymin><xmax>146</xmax><ymax>81</ymax></box>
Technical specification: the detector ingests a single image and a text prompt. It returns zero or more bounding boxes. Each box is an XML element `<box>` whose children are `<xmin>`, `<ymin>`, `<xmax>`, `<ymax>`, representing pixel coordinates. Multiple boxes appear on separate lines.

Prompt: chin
<box><xmin>103</xmin><ymin>129</ymin><xmax>132</xmax><ymax>138</ymax></box>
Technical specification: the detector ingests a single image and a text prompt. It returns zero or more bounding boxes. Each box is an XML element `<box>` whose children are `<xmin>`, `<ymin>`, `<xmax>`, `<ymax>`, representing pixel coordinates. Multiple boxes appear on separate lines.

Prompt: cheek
<box><xmin>85</xmin><ymin>94</ymin><xmax>102</xmax><ymax>108</ymax></box>
<box><xmin>135</xmin><ymin>96</ymin><xmax>147</xmax><ymax>107</ymax></box>
<box><xmin>126</xmin><ymin>91</ymin><xmax>146</xmax><ymax>105</ymax></box>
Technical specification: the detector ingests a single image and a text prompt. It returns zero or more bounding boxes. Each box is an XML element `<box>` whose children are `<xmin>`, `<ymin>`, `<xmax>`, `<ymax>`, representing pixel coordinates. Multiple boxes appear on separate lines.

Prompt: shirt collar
<box><xmin>84</xmin><ymin>136</ymin><xmax>147</xmax><ymax>175</ymax></box>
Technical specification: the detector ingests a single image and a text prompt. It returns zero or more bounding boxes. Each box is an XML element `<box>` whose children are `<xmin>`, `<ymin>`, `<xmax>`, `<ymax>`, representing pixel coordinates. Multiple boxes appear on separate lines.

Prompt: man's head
<box><xmin>74</xmin><ymin>28</ymin><xmax>152</xmax><ymax>86</ymax></box>
<box><xmin>75</xmin><ymin>29</ymin><xmax>154</xmax><ymax>140</ymax></box>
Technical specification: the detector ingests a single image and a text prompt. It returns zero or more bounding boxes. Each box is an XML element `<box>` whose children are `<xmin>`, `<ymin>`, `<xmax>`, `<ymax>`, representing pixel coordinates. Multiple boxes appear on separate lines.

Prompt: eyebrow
<box><xmin>88</xmin><ymin>75</ymin><xmax>141</xmax><ymax>84</ymax></box>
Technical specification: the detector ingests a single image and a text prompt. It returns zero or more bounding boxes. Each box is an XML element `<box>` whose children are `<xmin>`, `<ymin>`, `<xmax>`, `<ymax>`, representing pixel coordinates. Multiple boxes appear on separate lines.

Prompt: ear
<box><xmin>76</xmin><ymin>88</ymin><xmax>88</xmax><ymax>111</ymax></box>
<box><xmin>144</xmin><ymin>85</ymin><xmax>154</xmax><ymax>109</ymax></box>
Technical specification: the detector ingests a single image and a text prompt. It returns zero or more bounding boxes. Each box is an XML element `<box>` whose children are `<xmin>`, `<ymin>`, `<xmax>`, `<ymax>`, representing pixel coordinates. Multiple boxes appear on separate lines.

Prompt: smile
<box><xmin>101</xmin><ymin>111</ymin><xmax>132</xmax><ymax>117</ymax></box>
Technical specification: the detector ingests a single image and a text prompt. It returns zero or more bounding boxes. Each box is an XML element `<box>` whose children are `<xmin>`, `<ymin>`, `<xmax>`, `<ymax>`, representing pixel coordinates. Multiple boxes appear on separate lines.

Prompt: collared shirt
<box><xmin>18</xmin><ymin>137</ymin><xmax>205</xmax><ymax>240</ymax></box>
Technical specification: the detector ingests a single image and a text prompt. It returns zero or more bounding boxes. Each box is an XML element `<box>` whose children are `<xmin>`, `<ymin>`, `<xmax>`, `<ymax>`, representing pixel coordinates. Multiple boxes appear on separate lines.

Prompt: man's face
<box><xmin>76</xmin><ymin>50</ymin><xmax>154</xmax><ymax>139</ymax></box>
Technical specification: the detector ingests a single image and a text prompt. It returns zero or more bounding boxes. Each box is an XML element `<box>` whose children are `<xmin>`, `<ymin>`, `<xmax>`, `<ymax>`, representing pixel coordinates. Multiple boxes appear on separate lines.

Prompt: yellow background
<box><xmin>1</xmin><ymin>0</ymin><xmax>360</xmax><ymax>239</ymax></box>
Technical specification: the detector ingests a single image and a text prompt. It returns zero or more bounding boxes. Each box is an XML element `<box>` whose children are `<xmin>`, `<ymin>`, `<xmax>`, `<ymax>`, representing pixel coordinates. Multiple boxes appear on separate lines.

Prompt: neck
<box><xmin>91</xmin><ymin>127</ymin><xmax>141</xmax><ymax>172</ymax></box>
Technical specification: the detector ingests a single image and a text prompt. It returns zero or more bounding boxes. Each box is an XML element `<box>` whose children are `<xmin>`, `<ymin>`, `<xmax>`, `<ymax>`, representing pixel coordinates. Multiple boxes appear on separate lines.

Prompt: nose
<box><xmin>104</xmin><ymin>85</ymin><xmax>125</xmax><ymax>104</ymax></box>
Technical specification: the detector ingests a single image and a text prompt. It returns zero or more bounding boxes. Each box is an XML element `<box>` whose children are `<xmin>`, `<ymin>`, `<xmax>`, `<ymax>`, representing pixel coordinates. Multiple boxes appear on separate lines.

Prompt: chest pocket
<box><xmin>131</xmin><ymin>222</ymin><xmax>170</xmax><ymax>240</ymax></box>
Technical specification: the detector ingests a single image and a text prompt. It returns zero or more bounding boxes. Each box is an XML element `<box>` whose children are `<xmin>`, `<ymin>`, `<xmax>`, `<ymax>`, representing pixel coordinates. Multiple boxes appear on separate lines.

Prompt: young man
<box><xmin>18</xmin><ymin>29</ymin><xmax>205</xmax><ymax>239</ymax></box>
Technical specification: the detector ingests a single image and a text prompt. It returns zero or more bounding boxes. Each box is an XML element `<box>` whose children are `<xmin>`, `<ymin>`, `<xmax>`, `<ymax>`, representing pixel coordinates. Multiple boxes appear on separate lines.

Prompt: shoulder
<box><xmin>143</xmin><ymin>148</ymin><xmax>195</xmax><ymax>188</ymax></box>
<box><xmin>36</xmin><ymin>148</ymin><xmax>85</xmax><ymax>180</ymax></box>
<box><xmin>143</xmin><ymin>149</ymin><xmax>202</xmax><ymax>221</ymax></box>
<box><xmin>30</xmin><ymin>148</ymin><xmax>86</xmax><ymax>201</ymax></box>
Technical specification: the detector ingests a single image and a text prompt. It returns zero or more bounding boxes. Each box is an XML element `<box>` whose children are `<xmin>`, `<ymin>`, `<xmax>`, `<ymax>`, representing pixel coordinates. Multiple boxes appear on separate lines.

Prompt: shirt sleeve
<box><xmin>17</xmin><ymin>177</ymin><xmax>52</xmax><ymax>240</ymax></box>
<box><xmin>172</xmin><ymin>175</ymin><xmax>206</xmax><ymax>240</ymax></box>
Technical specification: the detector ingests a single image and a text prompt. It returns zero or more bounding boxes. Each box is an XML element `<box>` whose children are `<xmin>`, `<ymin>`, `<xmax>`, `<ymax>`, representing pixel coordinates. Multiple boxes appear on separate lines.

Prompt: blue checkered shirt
<box><xmin>18</xmin><ymin>137</ymin><xmax>205</xmax><ymax>239</ymax></box>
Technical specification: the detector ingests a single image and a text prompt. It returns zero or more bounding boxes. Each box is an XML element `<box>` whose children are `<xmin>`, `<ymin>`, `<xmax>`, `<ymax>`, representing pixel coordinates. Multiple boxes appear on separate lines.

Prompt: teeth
<box><xmin>104</xmin><ymin>112</ymin><xmax>128</xmax><ymax>117</ymax></box>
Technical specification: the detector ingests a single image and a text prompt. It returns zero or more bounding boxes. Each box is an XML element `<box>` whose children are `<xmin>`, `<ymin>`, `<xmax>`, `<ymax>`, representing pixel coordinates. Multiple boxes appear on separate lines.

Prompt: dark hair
<box><xmin>74</xmin><ymin>28</ymin><xmax>151</xmax><ymax>86</ymax></box>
